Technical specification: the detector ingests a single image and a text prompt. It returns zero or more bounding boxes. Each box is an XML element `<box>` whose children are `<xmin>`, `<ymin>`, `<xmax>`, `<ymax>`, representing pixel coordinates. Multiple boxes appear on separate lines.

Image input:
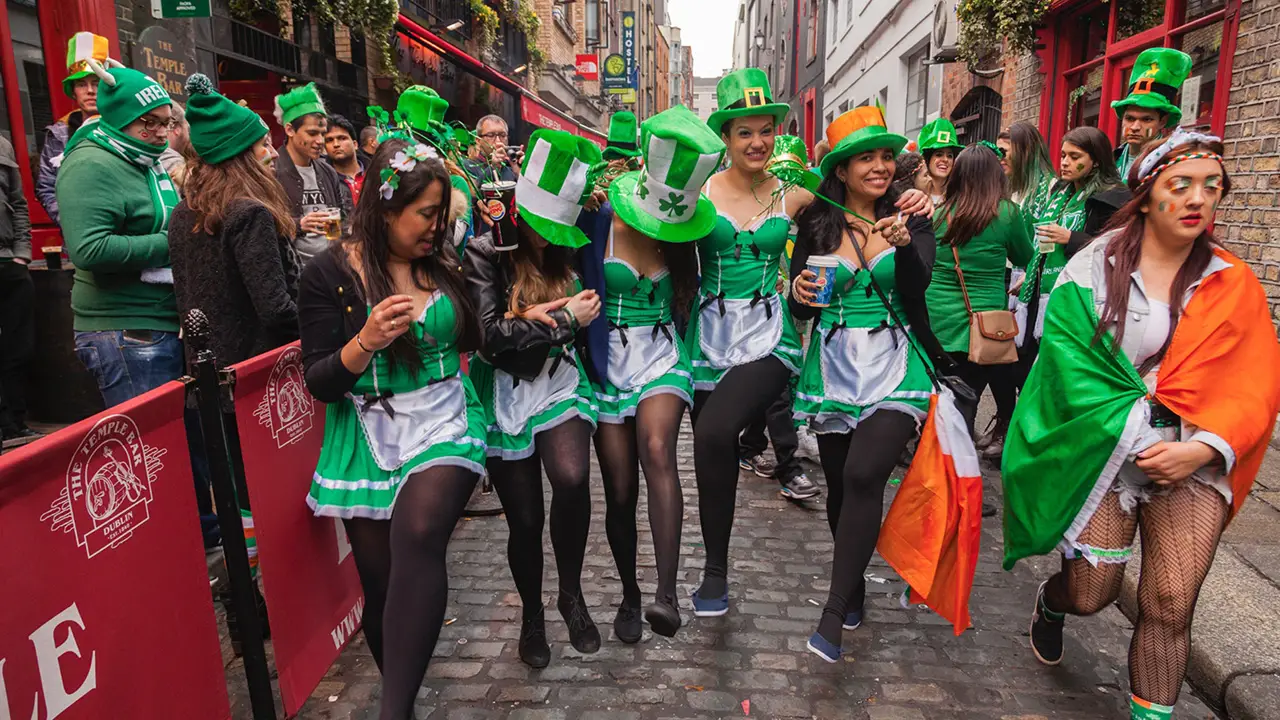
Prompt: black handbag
<box><xmin>847</xmin><ymin>237</ymin><xmax>979</xmax><ymax>436</ymax></box>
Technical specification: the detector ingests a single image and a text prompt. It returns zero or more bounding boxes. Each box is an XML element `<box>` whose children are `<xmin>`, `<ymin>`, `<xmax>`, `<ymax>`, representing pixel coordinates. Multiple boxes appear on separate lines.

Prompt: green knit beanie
<box><xmin>184</xmin><ymin>73</ymin><xmax>269</xmax><ymax>165</ymax></box>
<box><xmin>91</xmin><ymin>61</ymin><xmax>171</xmax><ymax>131</ymax></box>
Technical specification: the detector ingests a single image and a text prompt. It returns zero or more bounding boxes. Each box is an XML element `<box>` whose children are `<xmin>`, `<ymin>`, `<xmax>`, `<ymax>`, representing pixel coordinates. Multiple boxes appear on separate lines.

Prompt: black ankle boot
<box><xmin>518</xmin><ymin>606</ymin><xmax>551</xmax><ymax>668</ymax></box>
<box><xmin>558</xmin><ymin>591</ymin><xmax>600</xmax><ymax>654</ymax></box>
<box><xmin>613</xmin><ymin>597</ymin><xmax>642</xmax><ymax>644</ymax></box>
<box><xmin>644</xmin><ymin>594</ymin><xmax>682</xmax><ymax>638</ymax></box>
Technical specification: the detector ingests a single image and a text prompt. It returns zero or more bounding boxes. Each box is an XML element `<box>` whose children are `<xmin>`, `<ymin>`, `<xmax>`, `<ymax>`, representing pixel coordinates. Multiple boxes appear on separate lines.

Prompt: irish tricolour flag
<box><xmin>878</xmin><ymin>388</ymin><xmax>983</xmax><ymax>636</ymax></box>
<box><xmin>1002</xmin><ymin>238</ymin><xmax>1280</xmax><ymax>571</ymax></box>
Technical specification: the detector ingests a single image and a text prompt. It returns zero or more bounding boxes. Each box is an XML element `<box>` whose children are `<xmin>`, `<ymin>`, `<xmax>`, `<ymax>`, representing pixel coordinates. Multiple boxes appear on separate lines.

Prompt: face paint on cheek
<box><xmin>1158</xmin><ymin>201</ymin><xmax>1168</xmax><ymax>212</ymax></box>
<box><xmin>1075</xmin><ymin>163</ymin><xmax>1085</xmax><ymax>172</ymax></box>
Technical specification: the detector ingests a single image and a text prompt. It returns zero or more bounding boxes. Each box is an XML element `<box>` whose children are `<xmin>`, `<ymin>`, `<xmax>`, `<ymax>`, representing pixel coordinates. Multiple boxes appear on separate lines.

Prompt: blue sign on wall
<box><xmin>621</xmin><ymin>11</ymin><xmax>638</xmax><ymax>89</ymax></box>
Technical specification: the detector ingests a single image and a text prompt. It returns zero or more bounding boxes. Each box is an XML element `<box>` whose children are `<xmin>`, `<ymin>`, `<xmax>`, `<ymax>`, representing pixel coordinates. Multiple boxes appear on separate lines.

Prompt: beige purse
<box><xmin>952</xmin><ymin>245</ymin><xmax>1019</xmax><ymax>365</ymax></box>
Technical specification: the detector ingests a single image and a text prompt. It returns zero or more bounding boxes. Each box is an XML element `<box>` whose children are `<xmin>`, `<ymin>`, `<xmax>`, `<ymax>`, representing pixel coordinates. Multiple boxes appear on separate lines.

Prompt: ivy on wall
<box><xmin>956</xmin><ymin>0</ymin><xmax>1165</xmax><ymax>71</ymax></box>
<box><xmin>231</xmin><ymin>0</ymin><xmax>400</xmax><ymax>75</ymax></box>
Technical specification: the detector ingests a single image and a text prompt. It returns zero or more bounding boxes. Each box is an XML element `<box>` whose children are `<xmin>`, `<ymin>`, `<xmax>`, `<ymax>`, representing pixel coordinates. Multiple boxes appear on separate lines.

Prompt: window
<box><xmin>825</xmin><ymin>111</ymin><xmax>834</xmax><ymax>129</ymax></box>
<box><xmin>845</xmin><ymin>0</ymin><xmax>853</xmax><ymax>26</ymax></box>
<box><xmin>828</xmin><ymin>0</ymin><xmax>839</xmax><ymax>46</ymax></box>
<box><xmin>879</xmin><ymin>86</ymin><xmax>888</xmax><ymax>110</ymax></box>
<box><xmin>806</xmin><ymin>0</ymin><xmax>818</xmax><ymax>61</ymax></box>
<box><xmin>838</xmin><ymin>99</ymin><xmax>849</xmax><ymax>114</ymax></box>
<box><xmin>903</xmin><ymin>44</ymin><xmax>929</xmax><ymax>139</ymax></box>
<box><xmin>7</xmin><ymin>0</ymin><xmax>52</xmax><ymax>159</ymax></box>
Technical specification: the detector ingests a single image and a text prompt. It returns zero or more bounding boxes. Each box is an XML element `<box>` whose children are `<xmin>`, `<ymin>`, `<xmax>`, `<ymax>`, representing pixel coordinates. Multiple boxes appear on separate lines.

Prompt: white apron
<box><xmin>819</xmin><ymin>326</ymin><xmax>909</xmax><ymax>408</ymax></box>
<box><xmin>351</xmin><ymin>377</ymin><xmax>468</xmax><ymax>472</ymax></box>
<box><xmin>493</xmin><ymin>351</ymin><xmax>581</xmax><ymax>436</ymax></box>
<box><xmin>607</xmin><ymin>324</ymin><xmax>680</xmax><ymax>390</ymax></box>
<box><xmin>698</xmin><ymin>294</ymin><xmax>783</xmax><ymax>369</ymax></box>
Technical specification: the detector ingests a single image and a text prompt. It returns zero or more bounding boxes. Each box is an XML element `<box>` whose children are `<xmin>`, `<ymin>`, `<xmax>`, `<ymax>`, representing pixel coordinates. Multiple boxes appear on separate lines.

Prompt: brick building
<box><xmin>998</xmin><ymin>0</ymin><xmax>1280</xmax><ymax>321</ymax></box>
<box><xmin>655</xmin><ymin>24</ymin><xmax>670</xmax><ymax>114</ymax></box>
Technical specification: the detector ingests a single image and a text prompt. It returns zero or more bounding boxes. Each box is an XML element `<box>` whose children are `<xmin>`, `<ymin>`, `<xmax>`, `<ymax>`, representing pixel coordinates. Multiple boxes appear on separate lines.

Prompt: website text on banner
<box><xmin>230</xmin><ymin>343</ymin><xmax>363</xmax><ymax>717</ymax></box>
<box><xmin>0</xmin><ymin>383</ymin><xmax>230</xmax><ymax>720</ymax></box>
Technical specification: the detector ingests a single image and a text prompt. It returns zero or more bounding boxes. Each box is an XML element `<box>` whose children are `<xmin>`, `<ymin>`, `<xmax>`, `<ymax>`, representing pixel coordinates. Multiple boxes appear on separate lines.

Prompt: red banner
<box><xmin>0</xmin><ymin>383</ymin><xmax>230</xmax><ymax>719</ymax></box>
<box><xmin>575</xmin><ymin>53</ymin><xmax>599</xmax><ymax>81</ymax></box>
<box><xmin>230</xmin><ymin>343</ymin><xmax>363</xmax><ymax>717</ymax></box>
<box><xmin>521</xmin><ymin>95</ymin><xmax>573</xmax><ymax>134</ymax></box>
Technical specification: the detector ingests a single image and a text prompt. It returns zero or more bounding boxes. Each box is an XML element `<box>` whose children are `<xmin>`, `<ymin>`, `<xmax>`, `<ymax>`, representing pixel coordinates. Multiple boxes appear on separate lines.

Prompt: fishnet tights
<box><xmin>1042</xmin><ymin>481</ymin><xmax>1229</xmax><ymax>706</ymax></box>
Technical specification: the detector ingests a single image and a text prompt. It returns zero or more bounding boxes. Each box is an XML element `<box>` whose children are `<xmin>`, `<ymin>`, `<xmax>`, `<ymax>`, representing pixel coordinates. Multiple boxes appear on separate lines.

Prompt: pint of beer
<box><xmin>323</xmin><ymin>207</ymin><xmax>343</xmax><ymax>241</ymax></box>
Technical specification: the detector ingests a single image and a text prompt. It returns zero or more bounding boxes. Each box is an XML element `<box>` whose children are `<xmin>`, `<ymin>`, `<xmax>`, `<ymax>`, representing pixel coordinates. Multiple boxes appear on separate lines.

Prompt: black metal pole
<box><xmin>185</xmin><ymin>309</ymin><xmax>277</xmax><ymax>720</ymax></box>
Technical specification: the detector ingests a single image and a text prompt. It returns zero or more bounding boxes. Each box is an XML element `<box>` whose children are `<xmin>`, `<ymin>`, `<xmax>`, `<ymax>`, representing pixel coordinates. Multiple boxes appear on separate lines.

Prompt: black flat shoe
<box><xmin>519</xmin><ymin>606</ymin><xmax>551</xmax><ymax>668</ymax></box>
<box><xmin>644</xmin><ymin>596</ymin><xmax>682</xmax><ymax>638</ymax></box>
<box><xmin>1029</xmin><ymin>581</ymin><xmax>1064</xmax><ymax>666</ymax></box>
<box><xmin>613</xmin><ymin>599</ymin><xmax>642</xmax><ymax>644</ymax></box>
<box><xmin>558</xmin><ymin>591</ymin><xmax>601</xmax><ymax>654</ymax></box>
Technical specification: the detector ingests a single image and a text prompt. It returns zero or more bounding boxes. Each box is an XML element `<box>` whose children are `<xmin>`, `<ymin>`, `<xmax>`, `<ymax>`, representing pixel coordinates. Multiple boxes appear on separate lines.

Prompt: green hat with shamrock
<box><xmin>609</xmin><ymin>105</ymin><xmax>726</xmax><ymax>243</ymax></box>
<box><xmin>1111</xmin><ymin>47</ymin><xmax>1193</xmax><ymax>128</ymax></box>
<box><xmin>917</xmin><ymin>117</ymin><xmax>963</xmax><ymax>154</ymax></box>
<box><xmin>602</xmin><ymin>111</ymin><xmax>641</xmax><ymax>161</ymax></box>
<box><xmin>706</xmin><ymin>68</ymin><xmax>789</xmax><ymax>136</ymax></box>
<box><xmin>515</xmin><ymin>129</ymin><xmax>604</xmax><ymax>248</ymax></box>
<box><xmin>274</xmin><ymin>82</ymin><xmax>327</xmax><ymax>127</ymax></box>
<box><xmin>63</xmin><ymin>31</ymin><xmax>110</xmax><ymax>98</ymax></box>
<box><xmin>184</xmin><ymin>73</ymin><xmax>269</xmax><ymax>165</ymax></box>
<box><xmin>80</xmin><ymin>58</ymin><xmax>171</xmax><ymax>131</ymax></box>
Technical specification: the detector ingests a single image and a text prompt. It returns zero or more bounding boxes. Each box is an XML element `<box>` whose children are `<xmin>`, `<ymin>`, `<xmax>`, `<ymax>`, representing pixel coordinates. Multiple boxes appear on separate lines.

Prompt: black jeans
<box><xmin>738</xmin><ymin>381</ymin><xmax>800</xmax><ymax>480</ymax></box>
<box><xmin>947</xmin><ymin>352</ymin><xmax>1017</xmax><ymax>426</ymax></box>
<box><xmin>0</xmin><ymin>261</ymin><xmax>34</xmax><ymax>431</ymax></box>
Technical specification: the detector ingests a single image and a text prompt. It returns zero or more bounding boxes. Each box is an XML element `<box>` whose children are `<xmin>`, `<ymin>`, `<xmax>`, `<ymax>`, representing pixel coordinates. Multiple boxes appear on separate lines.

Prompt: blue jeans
<box><xmin>74</xmin><ymin>330</ymin><xmax>220</xmax><ymax>545</ymax></box>
<box><xmin>73</xmin><ymin>330</ymin><xmax>185</xmax><ymax>408</ymax></box>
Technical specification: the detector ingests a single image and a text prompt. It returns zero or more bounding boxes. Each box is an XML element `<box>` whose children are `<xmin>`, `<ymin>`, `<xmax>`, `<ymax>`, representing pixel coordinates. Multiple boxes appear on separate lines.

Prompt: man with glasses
<box><xmin>38</xmin><ymin>31</ymin><xmax>109</xmax><ymax>224</ymax></box>
<box><xmin>464</xmin><ymin>114</ymin><xmax>522</xmax><ymax>185</ymax></box>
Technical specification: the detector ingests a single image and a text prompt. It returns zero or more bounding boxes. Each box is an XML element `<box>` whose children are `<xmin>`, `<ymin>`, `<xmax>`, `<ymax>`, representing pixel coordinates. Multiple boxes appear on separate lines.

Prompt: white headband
<box><xmin>1136</xmin><ymin>127</ymin><xmax>1222</xmax><ymax>183</ymax></box>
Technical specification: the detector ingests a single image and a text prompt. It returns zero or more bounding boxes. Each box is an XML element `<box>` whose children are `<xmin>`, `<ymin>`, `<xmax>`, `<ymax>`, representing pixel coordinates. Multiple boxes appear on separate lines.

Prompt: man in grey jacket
<box><xmin>0</xmin><ymin>135</ymin><xmax>37</xmax><ymax>445</ymax></box>
<box><xmin>36</xmin><ymin>31</ymin><xmax>108</xmax><ymax>224</ymax></box>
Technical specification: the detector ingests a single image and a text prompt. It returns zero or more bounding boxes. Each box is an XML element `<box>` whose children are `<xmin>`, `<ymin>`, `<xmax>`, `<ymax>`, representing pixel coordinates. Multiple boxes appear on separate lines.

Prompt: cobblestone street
<box><xmin>229</xmin><ymin>418</ymin><xmax>1220</xmax><ymax>720</ymax></box>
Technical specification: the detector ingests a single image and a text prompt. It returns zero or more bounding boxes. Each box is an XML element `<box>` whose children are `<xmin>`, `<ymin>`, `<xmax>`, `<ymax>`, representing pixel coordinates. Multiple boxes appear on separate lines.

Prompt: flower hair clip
<box><xmin>379</xmin><ymin>143</ymin><xmax>440</xmax><ymax>200</ymax></box>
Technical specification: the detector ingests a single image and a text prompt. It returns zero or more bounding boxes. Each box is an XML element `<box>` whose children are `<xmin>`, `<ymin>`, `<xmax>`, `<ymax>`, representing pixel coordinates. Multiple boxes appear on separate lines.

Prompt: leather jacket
<box><xmin>463</xmin><ymin>231</ymin><xmax>584</xmax><ymax>381</ymax></box>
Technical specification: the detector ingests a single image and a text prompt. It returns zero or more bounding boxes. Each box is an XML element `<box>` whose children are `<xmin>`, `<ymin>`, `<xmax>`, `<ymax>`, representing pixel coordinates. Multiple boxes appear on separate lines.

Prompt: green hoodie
<box><xmin>55</xmin><ymin>142</ymin><xmax>177</xmax><ymax>332</ymax></box>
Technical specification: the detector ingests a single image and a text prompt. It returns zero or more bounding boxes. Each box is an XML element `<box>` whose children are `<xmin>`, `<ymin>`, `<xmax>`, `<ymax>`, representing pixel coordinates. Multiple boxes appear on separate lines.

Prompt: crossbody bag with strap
<box><xmin>951</xmin><ymin>244</ymin><xmax>1018</xmax><ymax>365</ymax></box>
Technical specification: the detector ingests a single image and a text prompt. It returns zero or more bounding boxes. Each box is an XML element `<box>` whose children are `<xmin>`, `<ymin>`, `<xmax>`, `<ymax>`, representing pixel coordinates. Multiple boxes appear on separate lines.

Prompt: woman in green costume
<box><xmin>463</xmin><ymin>129</ymin><xmax>604</xmax><ymax>668</ymax></box>
<box><xmin>591</xmin><ymin>106</ymin><xmax>715</xmax><ymax>641</ymax></box>
<box><xmin>927</xmin><ymin>145</ymin><xmax>1035</xmax><ymax>459</ymax></box>
<box><xmin>689</xmin><ymin>70</ymin><xmax>932</xmax><ymax>618</ymax></box>
<box><xmin>299</xmin><ymin>139</ymin><xmax>485</xmax><ymax>719</ymax></box>
<box><xmin>789</xmin><ymin>105</ymin><xmax>939</xmax><ymax>662</ymax></box>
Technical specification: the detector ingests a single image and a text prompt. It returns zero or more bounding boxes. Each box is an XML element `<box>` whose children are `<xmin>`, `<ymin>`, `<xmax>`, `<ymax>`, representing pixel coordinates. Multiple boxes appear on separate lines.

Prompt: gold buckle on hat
<box><xmin>1134</xmin><ymin>77</ymin><xmax>1155</xmax><ymax>94</ymax></box>
<box><xmin>743</xmin><ymin>87</ymin><xmax>765</xmax><ymax>108</ymax></box>
<box><xmin>938</xmin><ymin>130</ymin><xmax>952</xmax><ymax>143</ymax></box>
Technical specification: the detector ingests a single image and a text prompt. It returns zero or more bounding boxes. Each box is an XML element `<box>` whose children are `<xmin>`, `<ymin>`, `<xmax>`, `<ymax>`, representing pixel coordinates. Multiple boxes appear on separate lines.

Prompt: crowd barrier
<box><xmin>0</xmin><ymin>381</ymin><xmax>231</xmax><ymax>719</ymax></box>
<box><xmin>1</xmin><ymin>310</ymin><xmax>365</xmax><ymax>720</ymax></box>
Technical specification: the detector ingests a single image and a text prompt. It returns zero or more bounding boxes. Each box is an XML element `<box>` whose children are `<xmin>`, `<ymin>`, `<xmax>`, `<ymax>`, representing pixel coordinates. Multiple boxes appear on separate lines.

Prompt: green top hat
<box><xmin>63</xmin><ymin>32</ymin><xmax>110</xmax><ymax>98</ymax></box>
<box><xmin>917</xmin><ymin>117</ymin><xmax>963</xmax><ymax>154</ymax></box>
<box><xmin>274</xmin><ymin>83</ymin><xmax>327</xmax><ymax>127</ymax></box>
<box><xmin>820</xmin><ymin>106</ymin><xmax>908</xmax><ymax>176</ymax></box>
<box><xmin>1111</xmin><ymin>47</ymin><xmax>1193</xmax><ymax>127</ymax></box>
<box><xmin>602</xmin><ymin>111</ymin><xmax>641</xmax><ymax>161</ymax></box>
<box><xmin>705</xmin><ymin>68</ymin><xmax>789</xmax><ymax>136</ymax></box>
<box><xmin>184</xmin><ymin>74</ymin><xmax>269</xmax><ymax>165</ymax></box>
<box><xmin>515</xmin><ymin>129</ymin><xmax>603</xmax><ymax>248</ymax></box>
<box><xmin>610</xmin><ymin>105</ymin><xmax>726</xmax><ymax>243</ymax></box>
<box><xmin>398</xmin><ymin>86</ymin><xmax>450</xmax><ymax>136</ymax></box>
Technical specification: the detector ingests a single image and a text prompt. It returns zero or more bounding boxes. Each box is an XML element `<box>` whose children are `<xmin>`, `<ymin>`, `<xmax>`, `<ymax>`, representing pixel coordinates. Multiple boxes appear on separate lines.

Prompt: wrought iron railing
<box><xmin>399</xmin><ymin>0</ymin><xmax>474</xmax><ymax>40</ymax></box>
<box><xmin>218</xmin><ymin>16</ymin><xmax>303</xmax><ymax>75</ymax></box>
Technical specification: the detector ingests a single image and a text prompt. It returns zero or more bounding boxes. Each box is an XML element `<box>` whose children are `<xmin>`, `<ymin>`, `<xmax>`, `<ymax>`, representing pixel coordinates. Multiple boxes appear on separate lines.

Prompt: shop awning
<box><xmin>520</xmin><ymin>94</ymin><xmax>607</xmax><ymax>149</ymax></box>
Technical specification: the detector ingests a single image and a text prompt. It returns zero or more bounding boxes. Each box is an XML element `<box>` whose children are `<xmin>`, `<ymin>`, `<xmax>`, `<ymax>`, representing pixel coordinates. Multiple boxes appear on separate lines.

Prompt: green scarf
<box><xmin>1116</xmin><ymin>145</ymin><xmax>1136</xmax><ymax>181</ymax></box>
<box><xmin>84</xmin><ymin>122</ymin><xmax>180</xmax><ymax>234</ymax></box>
<box><xmin>1018</xmin><ymin>181</ymin><xmax>1089</xmax><ymax>304</ymax></box>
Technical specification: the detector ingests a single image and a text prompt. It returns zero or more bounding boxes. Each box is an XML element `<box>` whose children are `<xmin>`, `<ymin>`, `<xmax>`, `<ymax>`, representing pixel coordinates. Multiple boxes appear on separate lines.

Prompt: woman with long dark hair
<box><xmin>789</xmin><ymin>106</ymin><xmax>939</xmax><ymax>661</ymax></box>
<box><xmin>926</xmin><ymin>146</ymin><xmax>1034</xmax><ymax>457</ymax></box>
<box><xmin>464</xmin><ymin>129</ymin><xmax>603</xmax><ymax>668</ymax></box>
<box><xmin>1016</xmin><ymin>127</ymin><xmax>1132</xmax><ymax>361</ymax></box>
<box><xmin>1004</xmin><ymin>131</ymin><xmax>1280</xmax><ymax>720</ymax></box>
<box><xmin>688</xmin><ymin>72</ymin><xmax>931</xmax><ymax>617</ymax></box>
<box><xmin>998</xmin><ymin>122</ymin><xmax>1055</xmax><ymax>210</ymax></box>
<box><xmin>588</xmin><ymin>107</ymin><xmax>709</xmax><ymax>640</ymax></box>
<box><xmin>299</xmin><ymin>138</ymin><xmax>484</xmax><ymax>719</ymax></box>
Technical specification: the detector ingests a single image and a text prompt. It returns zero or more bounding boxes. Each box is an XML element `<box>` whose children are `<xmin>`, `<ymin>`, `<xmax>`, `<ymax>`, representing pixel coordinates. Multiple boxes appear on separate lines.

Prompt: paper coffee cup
<box><xmin>805</xmin><ymin>255</ymin><xmax>838</xmax><ymax>307</ymax></box>
<box><xmin>481</xmin><ymin>181</ymin><xmax>518</xmax><ymax>252</ymax></box>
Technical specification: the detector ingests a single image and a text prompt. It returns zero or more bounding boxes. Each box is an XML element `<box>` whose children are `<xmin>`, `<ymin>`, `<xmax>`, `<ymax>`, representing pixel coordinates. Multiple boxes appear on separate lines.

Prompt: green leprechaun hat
<box><xmin>820</xmin><ymin>105</ymin><xmax>907</xmax><ymax>176</ymax></box>
<box><xmin>610</xmin><ymin>105</ymin><xmax>726</xmax><ymax>243</ymax></box>
<box><xmin>706</xmin><ymin>68</ymin><xmax>789</xmax><ymax>136</ymax></box>
<box><xmin>515</xmin><ymin>128</ymin><xmax>604</xmax><ymax>248</ymax></box>
<box><xmin>63</xmin><ymin>31</ymin><xmax>110</xmax><ymax>98</ymax></box>
<box><xmin>602</xmin><ymin>111</ymin><xmax>641</xmax><ymax>161</ymax></box>
<box><xmin>917</xmin><ymin>117</ymin><xmax>963</xmax><ymax>154</ymax></box>
<box><xmin>398</xmin><ymin>85</ymin><xmax>453</xmax><ymax>148</ymax></box>
<box><xmin>274</xmin><ymin>82</ymin><xmax>327</xmax><ymax>127</ymax></box>
<box><xmin>1111</xmin><ymin>47</ymin><xmax>1193</xmax><ymax>127</ymax></box>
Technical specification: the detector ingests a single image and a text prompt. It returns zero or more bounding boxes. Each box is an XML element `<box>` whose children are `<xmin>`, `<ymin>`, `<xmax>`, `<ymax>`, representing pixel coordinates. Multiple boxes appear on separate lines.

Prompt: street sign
<box><xmin>622</xmin><ymin>11</ymin><xmax>637</xmax><ymax>89</ymax></box>
<box><xmin>609</xmin><ymin>88</ymin><xmax>636</xmax><ymax>104</ymax></box>
<box><xmin>575</xmin><ymin>53</ymin><xmax>599</xmax><ymax>81</ymax></box>
<box><xmin>602</xmin><ymin>52</ymin><xmax>628</xmax><ymax>90</ymax></box>
<box><xmin>151</xmin><ymin>0</ymin><xmax>211</xmax><ymax>19</ymax></box>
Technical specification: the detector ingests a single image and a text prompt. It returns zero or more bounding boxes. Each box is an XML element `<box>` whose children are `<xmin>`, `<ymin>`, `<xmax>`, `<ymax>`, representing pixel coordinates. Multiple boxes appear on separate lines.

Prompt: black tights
<box><xmin>948</xmin><ymin>352</ymin><xmax>1017</xmax><ymax>425</ymax></box>
<box><xmin>342</xmin><ymin>465</ymin><xmax>477</xmax><ymax>720</ymax></box>
<box><xmin>595</xmin><ymin>393</ymin><xmax>687</xmax><ymax>605</ymax></box>
<box><xmin>814</xmin><ymin>410</ymin><xmax>919</xmax><ymax>644</ymax></box>
<box><xmin>1041</xmin><ymin>482</ymin><xmax>1229</xmax><ymax>706</ymax></box>
<box><xmin>690</xmin><ymin>356</ymin><xmax>792</xmax><ymax>598</ymax></box>
<box><xmin>490</xmin><ymin>418</ymin><xmax>594</xmax><ymax>615</ymax></box>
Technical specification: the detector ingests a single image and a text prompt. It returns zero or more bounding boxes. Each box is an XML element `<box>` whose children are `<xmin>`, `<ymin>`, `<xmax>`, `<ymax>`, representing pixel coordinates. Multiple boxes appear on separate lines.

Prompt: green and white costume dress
<box><xmin>469</xmin><ymin>276</ymin><xmax>599</xmax><ymax>460</ymax></box>
<box><xmin>688</xmin><ymin>186</ymin><xmax>804</xmax><ymax>390</ymax></box>
<box><xmin>593</xmin><ymin>228</ymin><xmax>693</xmax><ymax>422</ymax></box>
<box><xmin>308</xmin><ymin>292</ymin><xmax>488</xmax><ymax>519</ymax></box>
<box><xmin>793</xmin><ymin>250</ymin><xmax>934</xmax><ymax>432</ymax></box>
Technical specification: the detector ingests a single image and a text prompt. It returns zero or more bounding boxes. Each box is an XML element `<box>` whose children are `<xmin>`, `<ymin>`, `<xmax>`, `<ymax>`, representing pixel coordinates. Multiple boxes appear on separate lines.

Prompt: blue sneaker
<box><xmin>806</xmin><ymin>632</ymin><xmax>841</xmax><ymax>663</ymax></box>
<box><xmin>691</xmin><ymin>589</ymin><xmax>729</xmax><ymax>617</ymax></box>
<box><xmin>843</xmin><ymin>608</ymin><xmax>863</xmax><ymax>631</ymax></box>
